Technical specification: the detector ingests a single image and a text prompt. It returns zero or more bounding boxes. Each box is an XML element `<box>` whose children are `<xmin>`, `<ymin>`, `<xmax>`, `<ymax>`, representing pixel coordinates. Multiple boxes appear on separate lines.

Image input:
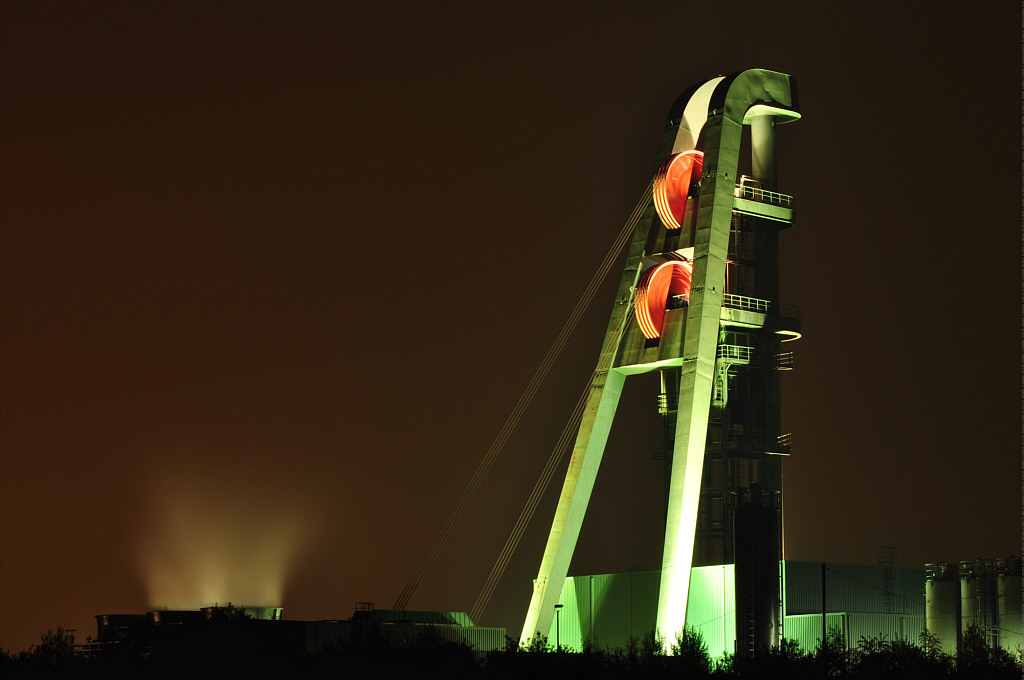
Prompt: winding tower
<box><xmin>520</xmin><ymin>69</ymin><xmax>801</xmax><ymax>655</ymax></box>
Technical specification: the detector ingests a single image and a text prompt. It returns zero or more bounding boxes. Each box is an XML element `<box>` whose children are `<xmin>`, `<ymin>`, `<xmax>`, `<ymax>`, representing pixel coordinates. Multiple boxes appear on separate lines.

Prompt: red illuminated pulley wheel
<box><xmin>653</xmin><ymin>150</ymin><xmax>704</xmax><ymax>230</ymax></box>
<box><xmin>634</xmin><ymin>257</ymin><xmax>693</xmax><ymax>340</ymax></box>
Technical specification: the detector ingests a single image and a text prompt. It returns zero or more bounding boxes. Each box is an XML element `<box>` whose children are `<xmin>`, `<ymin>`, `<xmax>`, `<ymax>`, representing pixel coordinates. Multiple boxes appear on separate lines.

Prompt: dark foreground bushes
<box><xmin>3</xmin><ymin>625</ymin><xmax>1020</xmax><ymax>679</ymax></box>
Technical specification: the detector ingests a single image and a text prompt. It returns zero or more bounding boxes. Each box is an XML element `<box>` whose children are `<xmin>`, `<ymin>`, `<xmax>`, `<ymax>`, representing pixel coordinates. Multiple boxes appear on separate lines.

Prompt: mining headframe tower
<box><xmin>520</xmin><ymin>68</ymin><xmax>801</xmax><ymax>657</ymax></box>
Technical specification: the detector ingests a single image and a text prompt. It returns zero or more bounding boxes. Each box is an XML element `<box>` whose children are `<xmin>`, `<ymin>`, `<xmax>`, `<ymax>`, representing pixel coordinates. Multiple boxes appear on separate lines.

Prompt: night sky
<box><xmin>2</xmin><ymin>1</ymin><xmax>1019</xmax><ymax>653</ymax></box>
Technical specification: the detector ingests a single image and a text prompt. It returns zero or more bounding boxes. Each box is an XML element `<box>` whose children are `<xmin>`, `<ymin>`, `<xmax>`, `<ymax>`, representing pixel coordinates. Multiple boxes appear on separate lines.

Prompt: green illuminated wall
<box><xmin>543</xmin><ymin>561</ymin><xmax>927</xmax><ymax>657</ymax></box>
<box><xmin>544</xmin><ymin>566</ymin><xmax>735</xmax><ymax>656</ymax></box>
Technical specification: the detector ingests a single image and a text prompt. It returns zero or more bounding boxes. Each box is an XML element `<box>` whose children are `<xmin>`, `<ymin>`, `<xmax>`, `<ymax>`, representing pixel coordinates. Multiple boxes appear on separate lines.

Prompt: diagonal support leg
<box><xmin>655</xmin><ymin>112</ymin><xmax>739</xmax><ymax>648</ymax></box>
<box><xmin>519</xmin><ymin>368</ymin><xmax>625</xmax><ymax>644</ymax></box>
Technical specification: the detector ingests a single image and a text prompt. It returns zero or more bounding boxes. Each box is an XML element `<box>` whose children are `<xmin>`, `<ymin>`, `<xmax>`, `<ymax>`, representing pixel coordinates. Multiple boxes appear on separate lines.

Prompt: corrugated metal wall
<box><xmin>545</xmin><ymin>566</ymin><xmax>735</xmax><ymax>654</ymax></box>
<box><xmin>686</xmin><ymin>564</ymin><xmax>736</xmax><ymax>657</ymax></box>
<box><xmin>629</xmin><ymin>571</ymin><xmax>662</xmax><ymax>644</ymax></box>
<box><xmin>590</xmin><ymin>571</ymin><xmax>632</xmax><ymax>647</ymax></box>
<box><xmin>848</xmin><ymin>613</ymin><xmax>923</xmax><ymax>644</ymax></box>
<box><xmin>784</xmin><ymin>561</ymin><xmax>925</xmax><ymax>615</ymax></box>
<box><xmin>783</xmin><ymin>612</ymin><xmax>848</xmax><ymax>651</ymax></box>
<box><xmin>421</xmin><ymin>623</ymin><xmax>507</xmax><ymax>651</ymax></box>
<box><xmin>782</xmin><ymin>612</ymin><xmax>925</xmax><ymax>652</ymax></box>
<box><xmin>301</xmin><ymin>620</ymin><xmax>351</xmax><ymax>653</ymax></box>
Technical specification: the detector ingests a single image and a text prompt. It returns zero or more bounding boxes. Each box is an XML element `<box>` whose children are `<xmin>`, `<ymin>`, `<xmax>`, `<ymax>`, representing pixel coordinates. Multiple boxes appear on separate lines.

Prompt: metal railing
<box><xmin>717</xmin><ymin>344</ymin><xmax>753</xmax><ymax>363</ymax></box>
<box><xmin>720</xmin><ymin>432</ymin><xmax>790</xmax><ymax>454</ymax></box>
<box><xmin>722</xmin><ymin>293</ymin><xmax>772</xmax><ymax>314</ymax></box>
<box><xmin>668</xmin><ymin>294</ymin><xmax>689</xmax><ymax>309</ymax></box>
<box><xmin>721</xmin><ymin>294</ymin><xmax>800</xmax><ymax>321</ymax></box>
<box><xmin>723</xmin><ymin>429</ymin><xmax>792</xmax><ymax>453</ymax></box>
<box><xmin>733</xmin><ymin>184</ymin><xmax>794</xmax><ymax>207</ymax></box>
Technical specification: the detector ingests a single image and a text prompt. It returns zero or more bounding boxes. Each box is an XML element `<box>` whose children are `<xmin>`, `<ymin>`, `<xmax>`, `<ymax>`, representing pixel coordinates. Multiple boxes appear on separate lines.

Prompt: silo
<box><xmin>960</xmin><ymin>559</ymin><xmax>998</xmax><ymax>648</ymax></box>
<box><xmin>997</xmin><ymin>556</ymin><xmax>1022</xmax><ymax>655</ymax></box>
<box><xmin>925</xmin><ymin>562</ymin><xmax>960</xmax><ymax>654</ymax></box>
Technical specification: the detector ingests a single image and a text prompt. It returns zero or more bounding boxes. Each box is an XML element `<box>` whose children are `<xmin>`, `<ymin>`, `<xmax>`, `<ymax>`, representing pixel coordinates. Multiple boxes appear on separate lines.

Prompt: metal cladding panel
<box><xmin>820</xmin><ymin>564</ymin><xmax>885</xmax><ymax>613</ymax></box>
<box><xmin>782</xmin><ymin>613</ymin><xmax>848</xmax><ymax>652</ymax></box>
<box><xmin>783</xmin><ymin>613</ymin><xmax>923</xmax><ymax>652</ymax></box>
<box><xmin>570</xmin><ymin>575</ymin><xmax>595</xmax><ymax>647</ymax></box>
<box><xmin>426</xmin><ymin>624</ymin><xmax>508</xmax><ymax>652</ymax></box>
<box><xmin>591</xmin><ymin>572</ymin><xmax>635</xmax><ymax>650</ymax></box>
<box><xmin>300</xmin><ymin>621</ymin><xmax>352</xmax><ymax>653</ymax></box>
<box><xmin>783</xmin><ymin>561</ymin><xmax>925</xmax><ymax>615</ymax></box>
<box><xmin>847</xmin><ymin>613</ymin><xmax>918</xmax><ymax>644</ymax></box>
<box><xmin>629</xmin><ymin>571</ymin><xmax>661</xmax><ymax>643</ymax></box>
<box><xmin>549</xmin><ymin>571</ymin><xmax>660</xmax><ymax>652</ymax></box>
<box><xmin>900</xmin><ymin>615</ymin><xmax>926</xmax><ymax>642</ymax></box>
<box><xmin>545</xmin><ymin>576</ymin><xmax>586</xmax><ymax>651</ymax></box>
<box><xmin>893</xmin><ymin>568</ymin><xmax>926</xmax><ymax>614</ymax></box>
<box><xmin>550</xmin><ymin>567</ymin><xmax>735</xmax><ymax>656</ymax></box>
<box><xmin>783</xmin><ymin>561</ymin><xmax>820</xmax><ymax>613</ymax></box>
<box><xmin>685</xmin><ymin>564</ymin><xmax>735</xmax><ymax>658</ymax></box>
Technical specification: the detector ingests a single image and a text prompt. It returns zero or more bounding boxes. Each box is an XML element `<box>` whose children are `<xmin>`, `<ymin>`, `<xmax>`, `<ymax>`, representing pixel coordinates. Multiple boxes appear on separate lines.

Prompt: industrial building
<box><xmin>517</xmin><ymin>68</ymin><xmax>1022</xmax><ymax>661</ymax></box>
<box><xmin>80</xmin><ymin>71</ymin><xmax>1020</xmax><ymax>665</ymax></box>
<box><xmin>83</xmin><ymin>604</ymin><xmax>506</xmax><ymax>656</ymax></box>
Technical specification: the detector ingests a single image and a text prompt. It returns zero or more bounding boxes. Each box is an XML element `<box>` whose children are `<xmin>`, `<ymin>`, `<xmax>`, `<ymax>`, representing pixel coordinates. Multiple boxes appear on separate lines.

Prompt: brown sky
<box><xmin>2</xmin><ymin>1</ymin><xmax>1020</xmax><ymax>653</ymax></box>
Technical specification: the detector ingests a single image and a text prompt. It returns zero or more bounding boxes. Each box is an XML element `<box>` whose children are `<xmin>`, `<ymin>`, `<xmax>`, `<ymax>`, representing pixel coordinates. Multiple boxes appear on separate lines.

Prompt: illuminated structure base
<box><xmin>539</xmin><ymin>562</ymin><xmax>928</xmax><ymax>656</ymax></box>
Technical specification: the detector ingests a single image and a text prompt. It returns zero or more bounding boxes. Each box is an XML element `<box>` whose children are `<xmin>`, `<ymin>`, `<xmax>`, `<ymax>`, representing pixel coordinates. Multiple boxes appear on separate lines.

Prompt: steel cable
<box><xmin>467</xmin><ymin>190</ymin><xmax>652</xmax><ymax>621</ymax></box>
<box><xmin>469</xmin><ymin>308</ymin><xmax>633</xmax><ymax>622</ymax></box>
<box><xmin>468</xmin><ymin>376</ymin><xmax>590</xmax><ymax>622</ymax></box>
<box><xmin>393</xmin><ymin>178</ymin><xmax>653</xmax><ymax>611</ymax></box>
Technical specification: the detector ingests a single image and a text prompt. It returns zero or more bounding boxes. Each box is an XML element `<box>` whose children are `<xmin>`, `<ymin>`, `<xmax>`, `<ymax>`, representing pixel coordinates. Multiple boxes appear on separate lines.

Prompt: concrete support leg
<box><xmin>520</xmin><ymin>369</ymin><xmax>626</xmax><ymax>644</ymax></box>
<box><xmin>655</xmin><ymin>114</ymin><xmax>739</xmax><ymax>650</ymax></box>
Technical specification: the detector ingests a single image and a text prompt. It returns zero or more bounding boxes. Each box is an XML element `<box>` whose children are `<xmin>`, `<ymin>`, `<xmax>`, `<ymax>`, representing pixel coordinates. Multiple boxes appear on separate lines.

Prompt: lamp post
<box><xmin>554</xmin><ymin>604</ymin><xmax>563</xmax><ymax>651</ymax></box>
